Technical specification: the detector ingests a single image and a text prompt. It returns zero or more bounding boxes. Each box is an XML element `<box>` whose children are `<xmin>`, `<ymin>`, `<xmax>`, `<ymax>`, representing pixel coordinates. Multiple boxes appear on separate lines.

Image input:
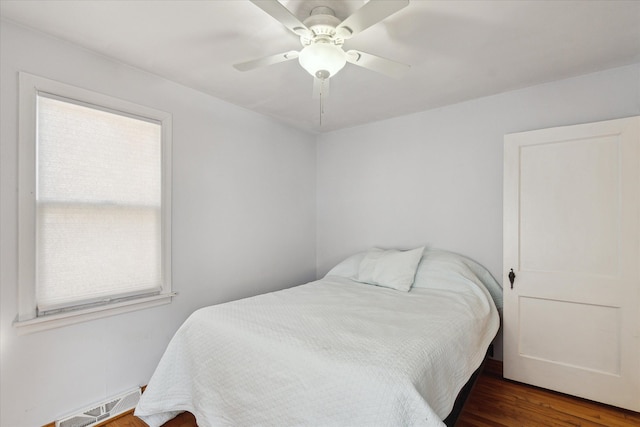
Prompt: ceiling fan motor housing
<box><xmin>297</xmin><ymin>6</ymin><xmax>347</xmax><ymax>79</ymax></box>
<box><xmin>301</xmin><ymin>7</ymin><xmax>343</xmax><ymax>46</ymax></box>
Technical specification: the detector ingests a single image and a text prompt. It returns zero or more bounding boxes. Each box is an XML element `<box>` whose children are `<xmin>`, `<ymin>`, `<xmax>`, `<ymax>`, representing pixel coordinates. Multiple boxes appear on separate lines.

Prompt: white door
<box><xmin>503</xmin><ymin>116</ymin><xmax>640</xmax><ymax>411</ymax></box>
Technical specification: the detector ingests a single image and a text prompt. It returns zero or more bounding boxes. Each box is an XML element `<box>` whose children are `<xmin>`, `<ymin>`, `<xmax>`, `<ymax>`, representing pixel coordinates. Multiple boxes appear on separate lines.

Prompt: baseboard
<box><xmin>43</xmin><ymin>408</ymin><xmax>135</xmax><ymax>427</ymax></box>
<box><xmin>42</xmin><ymin>387</ymin><xmax>146</xmax><ymax>427</ymax></box>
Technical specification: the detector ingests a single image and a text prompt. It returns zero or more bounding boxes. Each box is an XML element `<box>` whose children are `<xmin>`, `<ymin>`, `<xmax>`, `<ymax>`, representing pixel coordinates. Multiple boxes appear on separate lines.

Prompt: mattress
<box><xmin>135</xmin><ymin>250</ymin><xmax>500</xmax><ymax>427</ymax></box>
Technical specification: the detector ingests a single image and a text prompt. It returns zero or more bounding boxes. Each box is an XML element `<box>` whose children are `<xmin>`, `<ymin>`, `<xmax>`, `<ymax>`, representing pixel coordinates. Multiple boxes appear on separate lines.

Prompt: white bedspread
<box><xmin>135</xmin><ymin>275</ymin><xmax>499</xmax><ymax>427</ymax></box>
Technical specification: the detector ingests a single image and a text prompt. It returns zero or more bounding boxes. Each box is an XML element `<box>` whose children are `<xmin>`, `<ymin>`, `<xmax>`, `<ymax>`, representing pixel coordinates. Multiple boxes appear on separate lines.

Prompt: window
<box><xmin>16</xmin><ymin>73</ymin><xmax>172</xmax><ymax>333</ymax></box>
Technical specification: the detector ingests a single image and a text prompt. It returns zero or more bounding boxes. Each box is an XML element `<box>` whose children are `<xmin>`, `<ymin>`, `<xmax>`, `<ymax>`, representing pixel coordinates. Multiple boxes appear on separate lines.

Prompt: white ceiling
<box><xmin>2</xmin><ymin>0</ymin><xmax>639</xmax><ymax>133</ymax></box>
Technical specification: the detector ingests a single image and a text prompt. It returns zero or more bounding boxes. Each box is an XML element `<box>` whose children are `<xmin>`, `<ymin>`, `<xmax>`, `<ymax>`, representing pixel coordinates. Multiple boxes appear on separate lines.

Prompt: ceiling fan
<box><xmin>234</xmin><ymin>0</ymin><xmax>411</xmax><ymax>99</ymax></box>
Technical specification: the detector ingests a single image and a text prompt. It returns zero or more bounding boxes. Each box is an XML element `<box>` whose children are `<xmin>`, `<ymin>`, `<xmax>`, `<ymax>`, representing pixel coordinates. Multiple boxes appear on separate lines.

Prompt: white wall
<box><xmin>0</xmin><ymin>20</ymin><xmax>316</xmax><ymax>427</ymax></box>
<box><xmin>316</xmin><ymin>63</ymin><xmax>640</xmax><ymax>359</ymax></box>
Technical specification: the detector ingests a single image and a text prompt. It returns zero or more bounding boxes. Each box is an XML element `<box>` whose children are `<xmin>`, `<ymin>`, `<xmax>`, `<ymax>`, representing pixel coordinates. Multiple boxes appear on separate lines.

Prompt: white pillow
<box><xmin>324</xmin><ymin>251</ymin><xmax>368</xmax><ymax>278</ymax></box>
<box><xmin>412</xmin><ymin>249</ymin><xmax>477</xmax><ymax>292</ymax></box>
<box><xmin>356</xmin><ymin>247</ymin><xmax>425</xmax><ymax>292</ymax></box>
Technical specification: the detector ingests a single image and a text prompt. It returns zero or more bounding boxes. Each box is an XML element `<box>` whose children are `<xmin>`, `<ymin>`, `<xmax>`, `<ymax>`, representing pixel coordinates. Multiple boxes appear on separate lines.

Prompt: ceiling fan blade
<box><xmin>233</xmin><ymin>51</ymin><xmax>299</xmax><ymax>71</ymax></box>
<box><xmin>312</xmin><ymin>76</ymin><xmax>330</xmax><ymax>100</ymax></box>
<box><xmin>336</xmin><ymin>0</ymin><xmax>409</xmax><ymax>39</ymax></box>
<box><xmin>345</xmin><ymin>50</ymin><xmax>410</xmax><ymax>79</ymax></box>
<box><xmin>250</xmin><ymin>0</ymin><xmax>312</xmax><ymax>38</ymax></box>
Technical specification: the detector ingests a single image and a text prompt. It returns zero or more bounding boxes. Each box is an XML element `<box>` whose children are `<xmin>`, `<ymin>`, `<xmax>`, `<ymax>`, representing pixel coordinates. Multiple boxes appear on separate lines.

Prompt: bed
<box><xmin>135</xmin><ymin>247</ymin><xmax>502</xmax><ymax>427</ymax></box>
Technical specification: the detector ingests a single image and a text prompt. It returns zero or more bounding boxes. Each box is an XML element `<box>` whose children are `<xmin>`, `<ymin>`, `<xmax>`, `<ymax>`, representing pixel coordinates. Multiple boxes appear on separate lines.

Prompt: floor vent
<box><xmin>55</xmin><ymin>388</ymin><xmax>141</xmax><ymax>427</ymax></box>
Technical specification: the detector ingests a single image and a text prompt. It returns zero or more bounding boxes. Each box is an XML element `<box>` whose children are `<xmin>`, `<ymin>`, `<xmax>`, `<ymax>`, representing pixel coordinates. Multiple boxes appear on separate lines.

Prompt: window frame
<box><xmin>15</xmin><ymin>72</ymin><xmax>173</xmax><ymax>334</ymax></box>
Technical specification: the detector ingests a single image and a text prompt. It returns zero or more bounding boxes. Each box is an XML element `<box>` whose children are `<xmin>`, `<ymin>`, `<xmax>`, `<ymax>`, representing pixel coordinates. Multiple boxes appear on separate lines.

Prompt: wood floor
<box><xmin>100</xmin><ymin>359</ymin><xmax>640</xmax><ymax>427</ymax></box>
<box><xmin>456</xmin><ymin>360</ymin><xmax>640</xmax><ymax>427</ymax></box>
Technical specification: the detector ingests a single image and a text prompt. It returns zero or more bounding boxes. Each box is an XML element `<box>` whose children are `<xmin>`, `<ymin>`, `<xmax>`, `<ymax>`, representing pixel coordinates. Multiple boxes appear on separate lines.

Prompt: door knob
<box><xmin>508</xmin><ymin>268</ymin><xmax>516</xmax><ymax>289</ymax></box>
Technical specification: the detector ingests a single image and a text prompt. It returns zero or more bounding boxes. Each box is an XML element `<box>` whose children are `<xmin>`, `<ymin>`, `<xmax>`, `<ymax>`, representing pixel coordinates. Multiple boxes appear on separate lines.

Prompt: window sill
<box><xmin>13</xmin><ymin>292</ymin><xmax>176</xmax><ymax>335</ymax></box>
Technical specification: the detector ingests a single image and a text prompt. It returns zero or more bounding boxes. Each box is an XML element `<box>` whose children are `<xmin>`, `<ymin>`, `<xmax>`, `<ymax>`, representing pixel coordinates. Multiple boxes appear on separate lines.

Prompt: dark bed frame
<box><xmin>442</xmin><ymin>354</ymin><xmax>488</xmax><ymax>426</ymax></box>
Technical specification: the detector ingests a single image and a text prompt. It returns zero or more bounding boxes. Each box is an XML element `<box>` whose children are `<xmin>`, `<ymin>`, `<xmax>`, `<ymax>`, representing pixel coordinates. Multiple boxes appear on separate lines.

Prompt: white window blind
<box><xmin>35</xmin><ymin>94</ymin><xmax>163</xmax><ymax>314</ymax></box>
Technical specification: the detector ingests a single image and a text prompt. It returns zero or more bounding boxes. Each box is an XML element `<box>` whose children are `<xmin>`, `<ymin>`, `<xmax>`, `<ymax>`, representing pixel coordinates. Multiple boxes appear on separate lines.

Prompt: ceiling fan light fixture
<box><xmin>298</xmin><ymin>43</ymin><xmax>346</xmax><ymax>79</ymax></box>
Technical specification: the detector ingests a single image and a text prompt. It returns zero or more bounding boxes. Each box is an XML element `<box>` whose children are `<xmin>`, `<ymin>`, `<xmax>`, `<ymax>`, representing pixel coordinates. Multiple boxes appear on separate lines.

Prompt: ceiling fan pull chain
<box><xmin>320</xmin><ymin>79</ymin><xmax>327</xmax><ymax>126</ymax></box>
<box><xmin>319</xmin><ymin>87</ymin><xmax>324</xmax><ymax>126</ymax></box>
